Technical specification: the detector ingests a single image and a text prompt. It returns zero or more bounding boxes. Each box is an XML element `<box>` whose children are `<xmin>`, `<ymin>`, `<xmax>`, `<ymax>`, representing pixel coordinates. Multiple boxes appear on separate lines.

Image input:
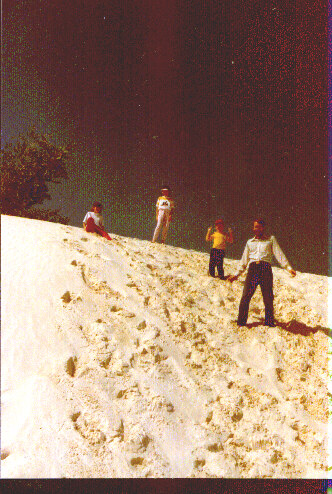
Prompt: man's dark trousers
<box><xmin>237</xmin><ymin>261</ymin><xmax>274</xmax><ymax>326</ymax></box>
<box><xmin>209</xmin><ymin>248</ymin><xmax>225</xmax><ymax>279</ymax></box>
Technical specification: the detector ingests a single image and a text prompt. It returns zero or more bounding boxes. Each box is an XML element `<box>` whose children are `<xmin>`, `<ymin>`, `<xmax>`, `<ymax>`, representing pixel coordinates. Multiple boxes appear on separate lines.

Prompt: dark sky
<box><xmin>2</xmin><ymin>0</ymin><xmax>329</xmax><ymax>275</ymax></box>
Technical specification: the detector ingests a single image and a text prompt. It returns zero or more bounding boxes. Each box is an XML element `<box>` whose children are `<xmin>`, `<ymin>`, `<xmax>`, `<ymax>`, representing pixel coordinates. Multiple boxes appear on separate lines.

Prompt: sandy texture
<box><xmin>1</xmin><ymin>215</ymin><xmax>330</xmax><ymax>478</ymax></box>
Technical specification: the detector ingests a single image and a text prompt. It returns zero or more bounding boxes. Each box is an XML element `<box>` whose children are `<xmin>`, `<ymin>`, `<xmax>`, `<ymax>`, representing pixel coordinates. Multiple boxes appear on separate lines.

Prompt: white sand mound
<box><xmin>1</xmin><ymin>215</ymin><xmax>330</xmax><ymax>478</ymax></box>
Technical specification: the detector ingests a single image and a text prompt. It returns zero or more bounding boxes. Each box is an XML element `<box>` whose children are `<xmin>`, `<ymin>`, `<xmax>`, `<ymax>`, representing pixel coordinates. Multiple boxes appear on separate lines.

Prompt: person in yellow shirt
<box><xmin>206</xmin><ymin>219</ymin><xmax>233</xmax><ymax>279</ymax></box>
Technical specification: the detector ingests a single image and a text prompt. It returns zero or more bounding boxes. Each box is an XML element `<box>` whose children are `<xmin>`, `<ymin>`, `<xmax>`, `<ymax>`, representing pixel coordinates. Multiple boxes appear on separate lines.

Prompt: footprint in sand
<box><xmin>194</xmin><ymin>459</ymin><xmax>206</xmax><ymax>469</ymax></box>
<box><xmin>137</xmin><ymin>320</ymin><xmax>147</xmax><ymax>330</ymax></box>
<box><xmin>207</xmin><ymin>443</ymin><xmax>223</xmax><ymax>452</ymax></box>
<box><xmin>71</xmin><ymin>413</ymin><xmax>106</xmax><ymax>446</ymax></box>
<box><xmin>110</xmin><ymin>305</ymin><xmax>121</xmax><ymax>312</ymax></box>
<box><xmin>70</xmin><ymin>411</ymin><xmax>81</xmax><ymax>422</ymax></box>
<box><xmin>130</xmin><ymin>457</ymin><xmax>144</xmax><ymax>467</ymax></box>
<box><xmin>110</xmin><ymin>420</ymin><xmax>124</xmax><ymax>441</ymax></box>
<box><xmin>116</xmin><ymin>389</ymin><xmax>126</xmax><ymax>399</ymax></box>
<box><xmin>122</xmin><ymin>310</ymin><xmax>136</xmax><ymax>318</ymax></box>
<box><xmin>65</xmin><ymin>356</ymin><xmax>77</xmax><ymax>377</ymax></box>
<box><xmin>126</xmin><ymin>430</ymin><xmax>151</xmax><ymax>453</ymax></box>
<box><xmin>61</xmin><ymin>291</ymin><xmax>82</xmax><ymax>305</ymax></box>
<box><xmin>100</xmin><ymin>354</ymin><xmax>112</xmax><ymax>369</ymax></box>
<box><xmin>231</xmin><ymin>407</ymin><xmax>243</xmax><ymax>423</ymax></box>
<box><xmin>1</xmin><ymin>450</ymin><xmax>10</xmax><ymax>460</ymax></box>
<box><xmin>61</xmin><ymin>291</ymin><xmax>72</xmax><ymax>303</ymax></box>
<box><xmin>110</xmin><ymin>306</ymin><xmax>135</xmax><ymax>318</ymax></box>
<box><xmin>80</xmin><ymin>265</ymin><xmax>121</xmax><ymax>299</ymax></box>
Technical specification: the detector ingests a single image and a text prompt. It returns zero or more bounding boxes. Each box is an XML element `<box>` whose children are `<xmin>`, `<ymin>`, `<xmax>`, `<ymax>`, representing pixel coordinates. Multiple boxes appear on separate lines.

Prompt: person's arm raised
<box><xmin>227</xmin><ymin>228</ymin><xmax>234</xmax><ymax>243</ymax></box>
<box><xmin>205</xmin><ymin>227</ymin><xmax>213</xmax><ymax>242</ymax></box>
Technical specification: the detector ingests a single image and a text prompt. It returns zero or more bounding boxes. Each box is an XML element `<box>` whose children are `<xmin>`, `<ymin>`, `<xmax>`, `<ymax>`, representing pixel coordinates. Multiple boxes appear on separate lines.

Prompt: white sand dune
<box><xmin>1</xmin><ymin>215</ymin><xmax>330</xmax><ymax>478</ymax></box>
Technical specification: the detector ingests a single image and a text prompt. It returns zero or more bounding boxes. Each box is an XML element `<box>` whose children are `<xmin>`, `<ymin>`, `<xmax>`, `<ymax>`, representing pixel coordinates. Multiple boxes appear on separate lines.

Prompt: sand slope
<box><xmin>1</xmin><ymin>215</ymin><xmax>330</xmax><ymax>478</ymax></box>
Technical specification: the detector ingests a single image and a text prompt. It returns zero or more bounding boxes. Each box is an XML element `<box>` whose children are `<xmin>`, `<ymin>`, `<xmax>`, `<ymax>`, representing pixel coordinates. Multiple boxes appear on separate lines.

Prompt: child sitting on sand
<box><xmin>83</xmin><ymin>201</ymin><xmax>112</xmax><ymax>240</ymax></box>
<box><xmin>206</xmin><ymin>220</ymin><xmax>233</xmax><ymax>279</ymax></box>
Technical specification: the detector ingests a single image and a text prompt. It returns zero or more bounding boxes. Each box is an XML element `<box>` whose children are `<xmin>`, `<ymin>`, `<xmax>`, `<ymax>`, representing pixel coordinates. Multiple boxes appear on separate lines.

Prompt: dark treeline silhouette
<box><xmin>1</xmin><ymin>128</ymin><xmax>71</xmax><ymax>224</ymax></box>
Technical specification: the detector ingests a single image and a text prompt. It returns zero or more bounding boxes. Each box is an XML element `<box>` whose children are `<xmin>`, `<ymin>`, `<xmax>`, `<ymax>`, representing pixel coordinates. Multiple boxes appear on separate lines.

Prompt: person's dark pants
<box><xmin>237</xmin><ymin>261</ymin><xmax>274</xmax><ymax>326</ymax></box>
<box><xmin>209</xmin><ymin>248</ymin><xmax>225</xmax><ymax>279</ymax></box>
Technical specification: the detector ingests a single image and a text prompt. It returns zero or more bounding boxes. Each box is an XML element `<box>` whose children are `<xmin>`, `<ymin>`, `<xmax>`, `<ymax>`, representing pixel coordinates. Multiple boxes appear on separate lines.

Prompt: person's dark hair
<box><xmin>161</xmin><ymin>186</ymin><xmax>171</xmax><ymax>192</ymax></box>
<box><xmin>92</xmin><ymin>201</ymin><xmax>102</xmax><ymax>209</ymax></box>
<box><xmin>254</xmin><ymin>218</ymin><xmax>265</xmax><ymax>226</ymax></box>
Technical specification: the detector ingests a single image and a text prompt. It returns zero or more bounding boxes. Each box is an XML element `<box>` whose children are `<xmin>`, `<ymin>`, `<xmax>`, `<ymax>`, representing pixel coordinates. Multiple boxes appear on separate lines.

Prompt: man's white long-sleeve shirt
<box><xmin>235</xmin><ymin>235</ymin><xmax>293</xmax><ymax>276</ymax></box>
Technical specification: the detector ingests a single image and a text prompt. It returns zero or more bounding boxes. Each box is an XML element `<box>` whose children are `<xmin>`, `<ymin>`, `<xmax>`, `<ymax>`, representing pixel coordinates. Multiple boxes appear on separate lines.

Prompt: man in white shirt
<box><xmin>229</xmin><ymin>219</ymin><xmax>296</xmax><ymax>327</ymax></box>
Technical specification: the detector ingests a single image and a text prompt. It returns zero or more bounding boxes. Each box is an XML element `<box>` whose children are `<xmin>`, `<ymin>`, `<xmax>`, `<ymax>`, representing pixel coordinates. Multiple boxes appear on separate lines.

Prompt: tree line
<box><xmin>1</xmin><ymin>129</ymin><xmax>70</xmax><ymax>224</ymax></box>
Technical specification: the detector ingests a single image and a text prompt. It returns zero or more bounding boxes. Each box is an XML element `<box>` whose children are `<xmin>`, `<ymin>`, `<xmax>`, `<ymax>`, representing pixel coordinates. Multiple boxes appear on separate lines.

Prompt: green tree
<box><xmin>1</xmin><ymin>128</ymin><xmax>70</xmax><ymax>224</ymax></box>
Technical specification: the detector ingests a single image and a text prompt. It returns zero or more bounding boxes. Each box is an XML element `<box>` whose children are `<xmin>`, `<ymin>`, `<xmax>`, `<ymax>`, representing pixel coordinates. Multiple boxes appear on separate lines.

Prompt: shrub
<box><xmin>1</xmin><ymin>128</ymin><xmax>70</xmax><ymax>224</ymax></box>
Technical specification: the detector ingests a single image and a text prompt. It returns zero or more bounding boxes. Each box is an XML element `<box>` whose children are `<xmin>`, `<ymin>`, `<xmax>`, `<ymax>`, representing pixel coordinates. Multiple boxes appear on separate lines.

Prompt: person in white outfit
<box><xmin>152</xmin><ymin>186</ymin><xmax>175</xmax><ymax>244</ymax></box>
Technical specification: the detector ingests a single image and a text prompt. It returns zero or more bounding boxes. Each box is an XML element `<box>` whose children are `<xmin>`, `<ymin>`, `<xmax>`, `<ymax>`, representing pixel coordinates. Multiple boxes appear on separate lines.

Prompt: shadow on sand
<box><xmin>246</xmin><ymin>319</ymin><xmax>331</xmax><ymax>338</ymax></box>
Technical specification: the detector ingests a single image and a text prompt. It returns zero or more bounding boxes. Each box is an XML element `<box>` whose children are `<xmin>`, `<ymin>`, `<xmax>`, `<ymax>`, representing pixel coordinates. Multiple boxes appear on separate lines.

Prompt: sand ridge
<box><xmin>1</xmin><ymin>215</ymin><xmax>330</xmax><ymax>478</ymax></box>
